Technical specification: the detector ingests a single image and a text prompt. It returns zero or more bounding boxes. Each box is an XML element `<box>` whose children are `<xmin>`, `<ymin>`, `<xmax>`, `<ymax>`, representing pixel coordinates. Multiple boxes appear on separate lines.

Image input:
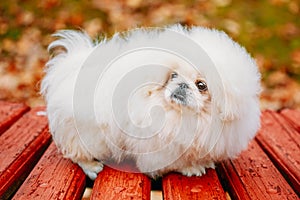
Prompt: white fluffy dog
<box><xmin>41</xmin><ymin>24</ymin><xmax>261</xmax><ymax>180</ymax></box>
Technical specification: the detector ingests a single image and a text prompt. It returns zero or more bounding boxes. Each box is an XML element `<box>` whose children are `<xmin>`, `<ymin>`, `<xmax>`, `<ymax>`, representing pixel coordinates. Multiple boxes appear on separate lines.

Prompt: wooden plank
<box><xmin>0</xmin><ymin>107</ymin><xmax>50</xmax><ymax>199</ymax></box>
<box><xmin>91</xmin><ymin>166</ymin><xmax>151</xmax><ymax>200</ymax></box>
<box><xmin>13</xmin><ymin>142</ymin><xmax>86</xmax><ymax>200</ymax></box>
<box><xmin>255</xmin><ymin>110</ymin><xmax>300</xmax><ymax>195</ymax></box>
<box><xmin>218</xmin><ymin>140</ymin><xmax>298</xmax><ymax>200</ymax></box>
<box><xmin>162</xmin><ymin>169</ymin><xmax>227</xmax><ymax>200</ymax></box>
<box><xmin>0</xmin><ymin>101</ymin><xmax>29</xmax><ymax>135</ymax></box>
<box><xmin>280</xmin><ymin>109</ymin><xmax>300</xmax><ymax>132</ymax></box>
<box><xmin>217</xmin><ymin>161</ymin><xmax>251</xmax><ymax>200</ymax></box>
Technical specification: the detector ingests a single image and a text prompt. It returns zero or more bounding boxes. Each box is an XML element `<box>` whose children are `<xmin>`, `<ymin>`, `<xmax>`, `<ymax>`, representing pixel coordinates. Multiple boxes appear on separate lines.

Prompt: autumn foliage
<box><xmin>0</xmin><ymin>0</ymin><xmax>299</xmax><ymax>109</ymax></box>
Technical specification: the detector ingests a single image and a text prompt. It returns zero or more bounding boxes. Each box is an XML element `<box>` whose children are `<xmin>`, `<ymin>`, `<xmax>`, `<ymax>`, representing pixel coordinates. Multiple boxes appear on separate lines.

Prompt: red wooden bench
<box><xmin>0</xmin><ymin>101</ymin><xmax>299</xmax><ymax>200</ymax></box>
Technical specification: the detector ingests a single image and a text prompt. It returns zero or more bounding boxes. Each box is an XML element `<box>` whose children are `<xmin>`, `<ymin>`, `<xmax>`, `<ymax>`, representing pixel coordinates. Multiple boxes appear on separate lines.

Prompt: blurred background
<box><xmin>0</xmin><ymin>0</ymin><xmax>299</xmax><ymax>110</ymax></box>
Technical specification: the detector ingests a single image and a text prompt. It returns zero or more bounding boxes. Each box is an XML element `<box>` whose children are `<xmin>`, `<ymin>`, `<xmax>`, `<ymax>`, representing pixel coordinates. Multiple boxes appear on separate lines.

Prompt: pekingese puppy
<box><xmin>41</xmin><ymin>24</ymin><xmax>261</xmax><ymax>180</ymax></box>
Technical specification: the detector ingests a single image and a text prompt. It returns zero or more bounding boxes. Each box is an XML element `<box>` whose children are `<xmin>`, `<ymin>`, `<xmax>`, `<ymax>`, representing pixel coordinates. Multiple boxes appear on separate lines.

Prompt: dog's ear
<box><xmin>219</xmin><ymin>89</ymin><xmax>240</xmax><ymax>122</ymax></box>
<box><xmin>213</xmin><ymin>79</ymin><xmax>241</xmax><ymax>122</ymax></box>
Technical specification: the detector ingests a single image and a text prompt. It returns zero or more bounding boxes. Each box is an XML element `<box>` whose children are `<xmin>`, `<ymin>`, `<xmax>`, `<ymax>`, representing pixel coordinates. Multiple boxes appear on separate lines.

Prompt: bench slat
<box><xmin>218</xmin><ymin>140</ymin><xmax>298</xmax><ymax>200</ymax></box>
<box><xmin>0</xmin><ymin>108</ymin><xmax>50</xmax><ymax>199</ymax></box>
<box><xmin>162</xmin><ymin>169</ymin><xmax>227</xmax><ymax>200</ymax></box>
<box><xmin>0</xmin><ymin>101</ymin><xmax>29</xmax><ymax>135</ymax></box>
<box><xmin>91</xmin><ymin>166</ymin><xmax>151</xmax><ymax>200</ymax></box>
<box><xmin>218</xmin><ymin>160</ymin><xmax>251</xmax><ymax>200</ymax></box>
<box><xmin>13</xmin><ymin>142</ymin><xmax>86</xmax><ymax>200</ymax></box>
<box><xmin>280</xmin><ymin>109</ymin><xmax>300</xmax><ymax>132</ymax></box>
<box><xmin>256</xmin><ymin>110</ymin><xmax>300</xmax><ymax>195</ymax></box>
<box><xmin>1</xmin><ymin>103</ymin><xmax>299</xmax><ymax>199</ymax></box>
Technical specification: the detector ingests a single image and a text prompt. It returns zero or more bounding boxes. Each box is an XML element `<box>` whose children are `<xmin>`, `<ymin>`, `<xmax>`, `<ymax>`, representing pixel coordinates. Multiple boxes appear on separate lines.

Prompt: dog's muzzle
<box><xmin>171</xmin><ymin>83</ymin><xmax>189</xmax><ymax>105</ymax></box>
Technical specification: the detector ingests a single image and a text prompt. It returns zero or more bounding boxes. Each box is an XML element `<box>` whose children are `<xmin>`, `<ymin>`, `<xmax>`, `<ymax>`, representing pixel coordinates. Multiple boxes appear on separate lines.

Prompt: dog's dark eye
<box><xmin>195</xmin><ymin>80</ymin><xmax>207</xmax><ymax>91</ymax></box>
<box><xmin>171</xmin><ymin>72</ymin><xmax>178</xmax><ymax>79</ymax></box>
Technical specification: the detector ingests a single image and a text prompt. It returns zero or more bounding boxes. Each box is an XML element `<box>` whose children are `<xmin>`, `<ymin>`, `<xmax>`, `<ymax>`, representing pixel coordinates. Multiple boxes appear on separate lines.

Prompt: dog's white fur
<box><xmin>41</xmin><ymin>25</ymin><xmax>261</xmax><ymax>180</ymax></box>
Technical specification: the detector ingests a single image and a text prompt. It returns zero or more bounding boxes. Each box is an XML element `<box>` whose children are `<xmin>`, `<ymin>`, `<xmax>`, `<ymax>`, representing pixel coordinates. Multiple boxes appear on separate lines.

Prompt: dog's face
<box><xmin>126</xmin><ymin>63</ymin><xmax>212</xmax><ymax>131</ymax></box>
<box><xmin>163</xmin><ymin>65</ymin><xmax>211</xmax><ymax>114</ymax></box>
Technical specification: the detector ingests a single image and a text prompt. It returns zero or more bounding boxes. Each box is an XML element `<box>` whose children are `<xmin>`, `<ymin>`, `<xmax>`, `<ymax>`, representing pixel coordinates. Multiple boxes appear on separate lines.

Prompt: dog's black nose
<box><xmin>171</xmin><ymin>83</ymin><xmax>188</xmax><ymax>105</ymax></box>
<box><xmin>178</xmin><ymin>82</ymin><xmax>189</xmax><ymax>89</ymax></box>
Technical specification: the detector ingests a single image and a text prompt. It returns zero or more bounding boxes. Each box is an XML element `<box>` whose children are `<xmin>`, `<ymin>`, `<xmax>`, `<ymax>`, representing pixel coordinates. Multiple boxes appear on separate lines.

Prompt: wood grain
<box><xmin>162</xmin><ymin>169</ymin><xmax>226</xmax><ymax>200</ymax></box>
<box><xmin>280</xmin><ymin>109</ymin><xmax>300</xmax><ymax>132</ymax></box>
<box><xmin>217</xmin><ymin>161</ymin><xmax>251</xmax><ymax>200</ymax></box>
<box><xmin>0</xmin><ymin>107</ymin><xmax>50</xmax><ymax>199</ymax></box>
<box><xmin>91</xmin><ymin>166</ymin><xmax>151</xmax><ymax>200</ymax></box>
<box><xmin>256</xmin><ymin>110</ymin><xmax>300</xmax><ymax>195</ymax></box>
<box><xmin>0</xmin><ymin>101</ymin><xmax>29</xmax><ymax>135</ymax></box>
<box><xmin>219</xmin><ymin>140</ymin><xmax>298</xmax><ymax>200</ymax></box>
<box><xmin>13</xmin><ymin>142</ymin><xmax>86</xmax><ymax>200</ymax></box>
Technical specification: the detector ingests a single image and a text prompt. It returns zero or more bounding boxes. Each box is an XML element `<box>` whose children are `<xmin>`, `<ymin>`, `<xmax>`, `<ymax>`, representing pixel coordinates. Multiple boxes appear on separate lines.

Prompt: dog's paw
<box><xmin>180</xmin><ymin>162</ymin><xmax>215</xmax><ymax>177</ymax></box>
<box><xmin>180</xmin><ymin>166</ymin><xmax>207</xmax><ymax>177</ymax></box>
<box><xmin>78</xmin><ymin>160</ymin><xmax>104</xmax><ymax>180</ymax></box>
